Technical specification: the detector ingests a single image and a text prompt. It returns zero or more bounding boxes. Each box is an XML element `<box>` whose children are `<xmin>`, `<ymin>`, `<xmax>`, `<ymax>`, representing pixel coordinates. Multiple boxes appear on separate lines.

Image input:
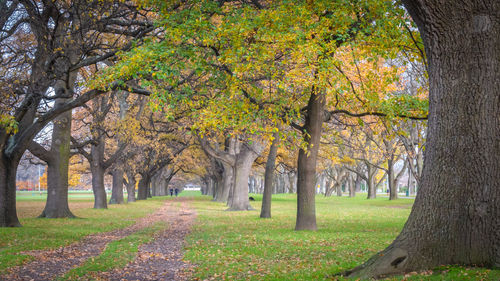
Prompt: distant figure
<box><xmin>249</xmin><ymin>196</ymin><xmax>255</xmax><ymax>201</ymax></box>
<box><xmin>169</xmin><ymin>188</ymin><xmax>174</xmax><ymax>196</ymax></box>
<box><xmin>174</xmin><ymin>188</ymin><xmax>179</xmax><ymax>197</ymax></box>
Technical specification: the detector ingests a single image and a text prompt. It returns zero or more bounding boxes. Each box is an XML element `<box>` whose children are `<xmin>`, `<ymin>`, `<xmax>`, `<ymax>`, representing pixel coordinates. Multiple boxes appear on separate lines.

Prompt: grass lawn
<box><xmin>2</xmin><ymin>191</ymin><xmax>499</xmax><ymax>280</ymax></box>
<box><xmin>184</xmin><ymin>193</ymin><xmax>500</xmax><ymax>280</ymax></box>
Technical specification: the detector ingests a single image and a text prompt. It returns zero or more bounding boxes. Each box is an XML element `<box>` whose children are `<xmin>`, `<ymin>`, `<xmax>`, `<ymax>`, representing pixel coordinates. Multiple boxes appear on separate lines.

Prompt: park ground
<box><xmin>1</xmin><ymin>191</ymin><xmax>499</xmax><ymax>280</ymax></box>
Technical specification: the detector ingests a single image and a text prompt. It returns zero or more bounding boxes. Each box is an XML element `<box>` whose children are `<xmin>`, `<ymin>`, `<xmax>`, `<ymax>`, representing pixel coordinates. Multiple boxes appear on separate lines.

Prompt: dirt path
<box><xmin>0</xmin><ymin>198</ymin><xmax>196</xmax><ymax>281</ymax></box>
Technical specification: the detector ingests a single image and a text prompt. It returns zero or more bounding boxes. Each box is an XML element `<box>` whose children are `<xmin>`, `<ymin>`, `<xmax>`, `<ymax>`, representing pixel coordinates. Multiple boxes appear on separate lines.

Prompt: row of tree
<box><xmin>1</xmin><ymin>0</ymin><xmax>498</xmax><ymax>279</ymax></box>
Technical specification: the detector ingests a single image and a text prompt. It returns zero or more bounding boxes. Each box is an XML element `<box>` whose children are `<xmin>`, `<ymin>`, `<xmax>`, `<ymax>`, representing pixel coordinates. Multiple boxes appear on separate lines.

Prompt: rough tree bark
<box><xmin>220</xmin><ymin>162</ymin><xmax>234</xmax><ymax>203</ymax></box>
<box><xmin>260</xmin><ymin>132</ymin><xmax>280</xmax><ymax>218</ymax></box>
<box><xmin>0</xmin><ymin>154</ymin><xmax>22</xmax><ymax>227</ymax></box>
<box><xmin>348</xmin><ymin>174</ymin><xmax>356</xmax><ymax>197</ymax></box>
<box><xmin>40</xmin><ymin>105</ymin><xmax>75</xmax><ymax>217</ymax></box>
<box><xmin>345</xmin><ymin>0</ymin><xmax>500</xmax><ymax>278</ymax></box>
<box><xmin>227</xmin><ymin>141</ymin><xmax>263</xmax><ymax>211</ymax></box>
<box><xmin>109</xmin><ymin>164</ymin><xmax>125</xmax><ymax>204</ymax></box>
<box><xmin>295</xmin><ymin>90</ymin><xmax>325</xmax><ymax>231</ymax></box>
<box><xmin>387</xmin><ymin>156</ymin><xmax>408</xmax><ymax>200</ymax></box>
<box><xmin>137</xmin><ymin>173</ymin><xmax>151</xmax><ymax>200</ymax></box>
<box><xmin>109</xmin><ymin>92</ymin><xmax>129</xmax><ymax>204</ymax></box>
<box><xmin>387</xmin><ymin>158</ymin><xmax>397</xmax><ymax>200</ymax></box>
<box><xmin>125</xmin><ymin>169</ymin><xmax>136</xmax><ymax>202</ymax></box>
<box><xmin>90</xmin><ymin>142</ymin><xmax>108</xmax><ymax>209</ymax></box>
<box><xmin>366</xmin><ymin>164</ymin><xmax>377</xmax><ymax>199</ymax></box>
<box><xmin>28</xmin><ymin>99</ymin><xmax>76</xmax><ymax>217</ymax></box>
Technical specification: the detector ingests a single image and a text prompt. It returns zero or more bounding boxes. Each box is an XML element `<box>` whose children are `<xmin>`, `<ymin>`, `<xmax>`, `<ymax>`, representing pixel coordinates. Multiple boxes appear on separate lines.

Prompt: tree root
<box><xmin>340</xmin><ymin>246</ymin><xmax>410</xmax><ymax>279</ymax></box>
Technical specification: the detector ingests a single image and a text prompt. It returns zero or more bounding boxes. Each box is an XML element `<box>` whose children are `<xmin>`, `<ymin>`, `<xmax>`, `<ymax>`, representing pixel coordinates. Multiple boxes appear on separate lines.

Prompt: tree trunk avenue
<box><xmin>346</xmin><ymin>1</ymin><xmax>500</xmax><ymax>278</ymax></box>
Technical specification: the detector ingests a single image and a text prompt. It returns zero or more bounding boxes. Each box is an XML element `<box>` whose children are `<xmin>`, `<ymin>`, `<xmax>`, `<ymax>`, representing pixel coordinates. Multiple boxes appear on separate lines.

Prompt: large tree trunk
<box><xmin>218</xmin><ymin>162</ymin><xmax>233</xmax><ymax>203</ymax></box>
<box><xmin>40</xmin><ymin>77</ymin><xmax>76</xmax><ymax>218</ymax></box>
<box><xmin>90</xmin><ymin>163</ymin><xmax>107</xmax><ymax>209</ymax></box>
<box><xmin>348</xmin><ymin>175</ymin><xmax>356</xmax><ymax>197</ymax></box>
<box><xmin>295</xmin><ymin>91</ymin><xmax>325</xmax><ymax>231</ymax></box>
<box><xmin>137</xmin><ymin>174</ymin><xmax>150</xmax><ymax>200</ymax></box>
<box><xmin>288</xmin><ymin>172</ymin><xmax>296</xmax><ymax>193</ymax></box>
<box><xmin>40</xmin><ymin>106</ymin><xmax>74</xmax><ymax>217</ymax></box>
<box><xmin>0</xmin><ymin>155</ymin><xmax>21</xmax><ymax>227</ymax></box>
<box><xmin>90</xmin><ymin>140</ymin><xmax>107</xmax><ymax>209</ymax></box>
<box><xmin>366</xmin><ymin>165</ymin><xmax>377</xmax><ymax>199</ymax></box>
<box><xmin>260</xmin><ymin>132</ymin><xmax>280</xmax><ymax>218</ymax></box>
<box><xmin>227</xmin><ymin>144</ymin><xmax>260</xmax><ymax>211</ymax></box>
<box><xmin>125</xmin><ymin>170</ymin><xmax>136</xmax><ymax>203</ymax></box>
<box><xmin>387</xmin><ymin>158</ymin><xmax>398</xmax><ymax>200</ymax></box>
<box><xmin>354</xmin><ymin>174</ymin><xmax>361</xmax><ymax>193</ymax></box>
<box><xmin>109</xmin><ymin>165</ymin><xmax>125</xmax><ymax>204</ymax></box>
<box><xmin>336</xmin><ymin>183</ymin><xmax>343</xmax><ymax>197</ymax></box>
<box><xmin>346</xmin><ymin>1</ymin><xmax>500</xmax><ymax>278</ymax></box>
<box><xmin>109</xmin><ymin>92</ymin><xmax>128</xmax><ymax>204</ymax></box>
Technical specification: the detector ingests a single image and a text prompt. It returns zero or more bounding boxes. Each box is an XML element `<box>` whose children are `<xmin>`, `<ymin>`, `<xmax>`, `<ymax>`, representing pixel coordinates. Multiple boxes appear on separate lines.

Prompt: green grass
<box><xmin>60</xmin><ymin>222</ymin><xmax>166</xmax><ymax>281</ymax></box>
<box><xmin>4</xmin><ymin>191</ymin><xmax>499</xmax><ymax>280</ymax></box>
<box><xmin>0</xmin><ymin>196</ymin><xmax>168</xmax><ymax>274</ymax></box>
<box><xmin>184</xmin><ymin>193</ymin><xmax>500</xmax><ymax>280</ymax></box>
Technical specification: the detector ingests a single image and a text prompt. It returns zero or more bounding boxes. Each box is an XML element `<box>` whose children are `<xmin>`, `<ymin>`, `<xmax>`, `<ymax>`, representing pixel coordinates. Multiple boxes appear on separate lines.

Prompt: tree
<box><xmin>345</xmin><ymin>0</ymin><xmax>500</xmax><ymax>278</ymax></box>
<box><xmin>199</xmin><ymin>135</ymin><xmax>265</xmax><ymax>211</ymax></box>
<box><xmin>260</xmin><ymin>131</ymin><xmax>280</xmax><ymax>218</ymax></box>
<box><xmin>0</xmin><ymin>0</ymin><xmax>152</xmax><ymax>225</ymax></box>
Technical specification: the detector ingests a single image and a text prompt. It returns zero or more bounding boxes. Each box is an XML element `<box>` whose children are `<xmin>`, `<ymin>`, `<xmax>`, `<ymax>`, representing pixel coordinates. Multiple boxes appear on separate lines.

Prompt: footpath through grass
<box><xmin>184</xmin><ymin>193</ymin><xmax>500</xmax><ymax>280</ymax></box>
<box><xmin>0</xmin><ymin>195</ymin><xmax>168</xmax><ymax>274</ymax></box>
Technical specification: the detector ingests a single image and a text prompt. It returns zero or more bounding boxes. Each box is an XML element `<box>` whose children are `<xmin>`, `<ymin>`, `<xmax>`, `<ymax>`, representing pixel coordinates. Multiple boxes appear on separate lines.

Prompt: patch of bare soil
<box><xmin>0</xmin><ymin>199</ymin><xmax>196</xmax><ymax>281</ymax></box>
<box><xmin>99</xmin><ymin>199</ymin><xmax>197</xmax><ymax>281</ymax></box>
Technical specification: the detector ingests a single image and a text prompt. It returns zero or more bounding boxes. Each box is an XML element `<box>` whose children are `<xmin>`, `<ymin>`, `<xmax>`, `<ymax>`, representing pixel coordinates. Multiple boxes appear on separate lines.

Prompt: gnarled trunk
<box><xmin>346</xmin><ymin>1</ymin><xmax>500</xmax><ymax>278</ymax></box>
<box><xmin>227</xmin><ymin>144</ymin><xmax>260</xmax><ymax>211</ymax></box>
<box><xmin>295</xmin><ymin>90</ymin><xmax>325</xmax><ymax>231</ymax></box>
